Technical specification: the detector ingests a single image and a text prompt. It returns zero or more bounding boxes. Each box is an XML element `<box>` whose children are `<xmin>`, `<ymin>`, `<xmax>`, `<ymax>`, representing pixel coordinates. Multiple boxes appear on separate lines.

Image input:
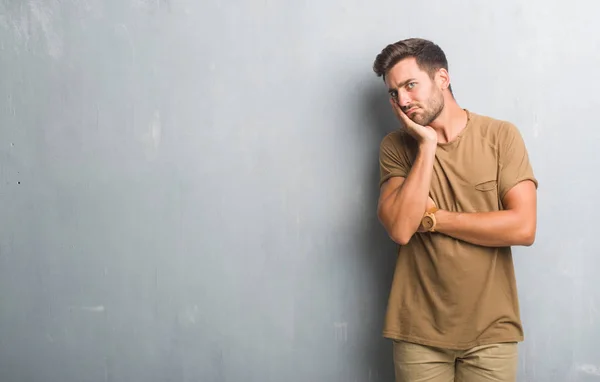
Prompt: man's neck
<box><xmin>429</xmin><ymin>102</ymin><xmax>468</xmax><ymax>144</ymax></box>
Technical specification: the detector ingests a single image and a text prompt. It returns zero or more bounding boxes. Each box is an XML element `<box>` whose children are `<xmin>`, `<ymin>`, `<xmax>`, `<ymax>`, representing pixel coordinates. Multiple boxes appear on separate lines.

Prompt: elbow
<box><xmin>518</xmin><ymin>224</ymin><xmax>536</xmax><ymax>247</ymax></box>
<box><xmin>389</xmin><ymin>233</ymin><xmax>410</xmax><ymax>246</ymax></box>
<box><xmin>377</xmin><ymin>208</ymin><xmax>416</xmax><ymax>246</ymax></box>
<box><xmin>389</xmin><ymin>225</ymin><xmax>415</xmax><ymax>246</ymax></box>
<box><xmin>397</xmin><ymin>236</ymin><xmax>412</xmax><ymax>246</ymax></box>
<box><xmin>521</xmin><ymin>232</ymin><xmax>536</xmax><ymax>246</ymax></box>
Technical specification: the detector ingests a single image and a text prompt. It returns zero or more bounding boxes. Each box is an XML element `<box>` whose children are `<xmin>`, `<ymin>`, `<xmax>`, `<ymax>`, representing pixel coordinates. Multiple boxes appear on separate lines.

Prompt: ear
<box><xmin>436</xmin><ymin>68</ymin><xmax>451</xmax><ymax>91</ymax></box>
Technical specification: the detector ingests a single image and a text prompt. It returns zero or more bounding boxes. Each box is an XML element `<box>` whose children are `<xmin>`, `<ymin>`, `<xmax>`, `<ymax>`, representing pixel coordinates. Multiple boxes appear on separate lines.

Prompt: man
<box><xmin>372</xmin><ymin>38</ymin><xmax>538</xmax><ymax>382</ymax></box>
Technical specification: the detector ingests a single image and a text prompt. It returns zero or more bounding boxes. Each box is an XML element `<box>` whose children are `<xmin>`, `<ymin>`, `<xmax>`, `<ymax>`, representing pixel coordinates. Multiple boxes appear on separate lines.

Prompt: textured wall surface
<box><xmin>0</xmin><ymin>1</ymin><xmax>598</xmax><ymax>381</ymax></box>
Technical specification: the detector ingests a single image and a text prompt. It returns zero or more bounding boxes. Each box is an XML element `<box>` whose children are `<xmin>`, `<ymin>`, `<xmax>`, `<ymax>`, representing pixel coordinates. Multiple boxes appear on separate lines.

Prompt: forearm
<box><xmin>382</xmin><ymin>143</ymin><xmax>436</xmax><ymax>243</ymax></box>
<box><xmin>434</xmin><ymin>209</ymin><xmax>535</xmax><ymax>247</ymax></box>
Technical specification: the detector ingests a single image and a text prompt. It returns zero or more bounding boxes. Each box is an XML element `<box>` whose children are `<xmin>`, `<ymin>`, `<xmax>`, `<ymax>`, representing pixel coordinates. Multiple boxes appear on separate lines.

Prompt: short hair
<box><xmin>373</xmin><ymin>38</ymin><xmax>452</xmax><ymax>93</ymax></box>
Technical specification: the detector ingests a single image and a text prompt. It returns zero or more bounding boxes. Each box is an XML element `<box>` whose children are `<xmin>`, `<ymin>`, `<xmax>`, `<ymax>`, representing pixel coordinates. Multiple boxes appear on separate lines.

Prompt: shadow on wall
<box><xmin>353</xmin><ymin>78</ymin><xmax>400</xmax><ymax>381</ymax></box>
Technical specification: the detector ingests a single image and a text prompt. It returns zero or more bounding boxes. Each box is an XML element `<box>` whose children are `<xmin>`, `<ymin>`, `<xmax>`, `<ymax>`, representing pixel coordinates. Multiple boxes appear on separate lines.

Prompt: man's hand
<box><xmin>426</xmin><ymin>196</ymin><xmax>436</xmax><ymax>211</ymax></box>
<box><xmin>390</xmin><ymin>98</ymin><xmax>437</xmax><ymax>145</ymax></box>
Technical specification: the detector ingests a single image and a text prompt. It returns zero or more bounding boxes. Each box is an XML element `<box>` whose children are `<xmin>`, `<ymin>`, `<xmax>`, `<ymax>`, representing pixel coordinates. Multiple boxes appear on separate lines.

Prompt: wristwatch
<box><xmin>421</xmin><ymin>207</ymin><xmax>439</xmax><ymax>232</ymax></box>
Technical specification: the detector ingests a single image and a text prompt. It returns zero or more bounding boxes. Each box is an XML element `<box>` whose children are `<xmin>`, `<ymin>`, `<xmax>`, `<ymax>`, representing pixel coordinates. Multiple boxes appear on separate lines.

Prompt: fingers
<box><xmin>389</xmin><ymin>97</ymin><xmax>402</xmax><ymax>113</ymax></box>
<box><xmin>389</xmin><ymin>98</ymin><xmax>409</xmax><ymax>124</ymax></box>
<box><xmin>426</xmin><ymin>197</ymin><xmax>437</xmax><ymax>212</ymax></box>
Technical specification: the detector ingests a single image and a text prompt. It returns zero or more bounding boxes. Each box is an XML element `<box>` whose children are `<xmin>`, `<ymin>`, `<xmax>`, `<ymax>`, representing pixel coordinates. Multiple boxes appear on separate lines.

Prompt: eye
<box><xmin>407</xmin><ymin>82</ymin><xmax>417</xmax><ymax>89</ymax></box>
<box><xmin>389</xmin><ymin>91</ymin><xmax>398</xmax><ymax>99</ymax></box>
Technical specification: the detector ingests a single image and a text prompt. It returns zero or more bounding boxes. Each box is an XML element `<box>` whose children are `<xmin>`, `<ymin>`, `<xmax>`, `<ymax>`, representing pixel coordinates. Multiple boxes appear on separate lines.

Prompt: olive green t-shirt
<box><xmin>378</xmin><ymin>110</ymin><xmax>538</xmax><ymax>350</ymax></box>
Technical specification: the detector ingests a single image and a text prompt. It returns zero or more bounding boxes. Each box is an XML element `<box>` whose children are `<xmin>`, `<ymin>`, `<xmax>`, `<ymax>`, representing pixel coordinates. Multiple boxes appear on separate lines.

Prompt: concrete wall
<box><xmin>0</xmin><ymin>0</ymin><xmax>598</xmax><ymax>381</ymax></box>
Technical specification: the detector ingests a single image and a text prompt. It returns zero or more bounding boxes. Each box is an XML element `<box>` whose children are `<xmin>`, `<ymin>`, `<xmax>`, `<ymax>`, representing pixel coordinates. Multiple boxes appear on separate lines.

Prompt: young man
<box><xmin>372</xmin><ymin>38</ymin><xmax>538</xmax><ymax>382</ymax></box>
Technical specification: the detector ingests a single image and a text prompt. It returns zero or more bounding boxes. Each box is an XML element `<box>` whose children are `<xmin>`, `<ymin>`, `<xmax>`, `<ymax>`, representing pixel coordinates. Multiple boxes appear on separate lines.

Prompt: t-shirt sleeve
<box><xmin>497</xmin><ymin>122</ymin><xmax>538</xmax><ymax>200</ymax></box>
<box><xmin>379</xmin><ymin>134</ymin><xmax>411</xmax><ymax>188</ymax></box>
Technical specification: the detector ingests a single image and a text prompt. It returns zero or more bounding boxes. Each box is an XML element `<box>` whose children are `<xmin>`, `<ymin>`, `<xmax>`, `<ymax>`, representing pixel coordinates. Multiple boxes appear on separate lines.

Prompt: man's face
<box><xmin>385</xmin><ymin>57</ymin><xmax>444</xmax><ymax>126</ymax></box>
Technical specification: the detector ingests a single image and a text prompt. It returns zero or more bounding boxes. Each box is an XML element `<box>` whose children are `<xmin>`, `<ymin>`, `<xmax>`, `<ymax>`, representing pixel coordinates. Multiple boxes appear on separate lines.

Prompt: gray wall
<box><xmin>0</xmin><ymin>1</ymin><xmax>598</xmax><ymax>381</ymax></box>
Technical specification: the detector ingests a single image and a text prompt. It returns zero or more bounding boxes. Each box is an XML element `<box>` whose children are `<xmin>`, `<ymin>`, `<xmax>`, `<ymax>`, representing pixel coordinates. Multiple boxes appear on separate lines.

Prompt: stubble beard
<box><xmin>411</xmin><ymin>91</ymin><xmax>444</xmax><ymax>126</ymax></box>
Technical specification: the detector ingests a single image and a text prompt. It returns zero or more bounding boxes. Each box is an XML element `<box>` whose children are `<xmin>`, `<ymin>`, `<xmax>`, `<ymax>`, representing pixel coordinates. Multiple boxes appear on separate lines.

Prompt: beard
<box><xmin>405</xmin><ymin>89</ymin><xmax>444</xmax><ymax>126</ymax></box>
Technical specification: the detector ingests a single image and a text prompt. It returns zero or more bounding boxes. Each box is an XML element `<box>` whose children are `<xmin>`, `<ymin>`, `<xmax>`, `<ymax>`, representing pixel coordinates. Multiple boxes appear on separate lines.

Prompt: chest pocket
<box><xmin>467</xmin><ymin>174</ymin><xmax>500</xmax><ymax>212</ymax></box>
<box><xmin>432</xmin><ymin>157</ymin><xmax>500</xmax><ymax>213</ymax></box>
<box><xmin>474</xmin><ymin>179</ymin><xmax>497</xmax><ymax>192</ymax></box>
<box><xmin>430</xmin><ymin>123</ymin><xmax>503</xmax><ymax>212</ymax></box>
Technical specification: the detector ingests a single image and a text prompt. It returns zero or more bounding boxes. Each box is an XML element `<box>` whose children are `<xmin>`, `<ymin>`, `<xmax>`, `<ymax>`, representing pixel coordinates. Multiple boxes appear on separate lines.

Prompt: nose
<box><xmin>397</xmin><ymin>90</ymin><xmax>412</xmax><ymax>109</ymax></box>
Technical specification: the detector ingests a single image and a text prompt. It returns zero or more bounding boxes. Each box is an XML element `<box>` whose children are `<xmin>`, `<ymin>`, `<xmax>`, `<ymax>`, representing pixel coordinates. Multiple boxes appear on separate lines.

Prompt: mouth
<box><xmin>405</xmin><ymin>107</ymin><xmax>419</xmax><ymax>115</ymax></box>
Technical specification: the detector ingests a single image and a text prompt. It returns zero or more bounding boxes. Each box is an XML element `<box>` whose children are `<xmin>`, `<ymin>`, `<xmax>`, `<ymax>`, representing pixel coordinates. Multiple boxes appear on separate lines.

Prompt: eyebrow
<box><xmin>388</xmin><ymin>78</ymin><xmax>417</xmax><ymax>93</ymax></box>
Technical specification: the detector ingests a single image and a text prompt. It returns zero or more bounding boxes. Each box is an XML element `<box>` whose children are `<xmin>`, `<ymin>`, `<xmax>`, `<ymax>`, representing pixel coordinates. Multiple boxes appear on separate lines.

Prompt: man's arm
<box><xmin>433</xmin><ymin>180</ymin><xmax>537</xmax><ymax>247</ymax></box>
<box><xmin>376</xmin><ymin>98</ymin><xmax>439</xmax><ymax>245</ymax></box>
<box><xmin>378</xmin><ymin>142</ymin><xmax>436</xmax><ymax>245</ymax></box>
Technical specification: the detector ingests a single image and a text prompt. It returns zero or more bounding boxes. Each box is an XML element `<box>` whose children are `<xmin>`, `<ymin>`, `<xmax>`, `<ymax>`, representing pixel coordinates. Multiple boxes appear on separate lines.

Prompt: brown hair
<box><xmin>373</xmin><ymin>38</ymin><xmax>452</xmax><ymax>93</ymax></box>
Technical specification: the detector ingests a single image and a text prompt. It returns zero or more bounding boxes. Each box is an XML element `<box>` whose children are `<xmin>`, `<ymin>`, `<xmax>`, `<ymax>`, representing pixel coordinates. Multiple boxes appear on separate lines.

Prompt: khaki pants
<box><xmin>393</xmin><ymin>340</ymin><xmax>518</xmax><ymax>382</ymax></box>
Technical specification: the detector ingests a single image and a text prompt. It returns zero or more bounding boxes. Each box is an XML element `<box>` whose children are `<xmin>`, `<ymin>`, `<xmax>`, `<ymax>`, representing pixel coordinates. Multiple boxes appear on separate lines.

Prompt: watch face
<box><xmin>422</xmin><ymin>215</ymin><xmax>435</xmax><ymax>231</ymax></box>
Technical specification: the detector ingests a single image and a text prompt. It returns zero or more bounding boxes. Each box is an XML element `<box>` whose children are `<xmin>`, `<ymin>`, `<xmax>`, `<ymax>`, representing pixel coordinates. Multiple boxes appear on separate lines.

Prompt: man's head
<box><xmin>373</xmin><ymin>38</ymin><xmax>452</xmax><ymax>126</ymax></box>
